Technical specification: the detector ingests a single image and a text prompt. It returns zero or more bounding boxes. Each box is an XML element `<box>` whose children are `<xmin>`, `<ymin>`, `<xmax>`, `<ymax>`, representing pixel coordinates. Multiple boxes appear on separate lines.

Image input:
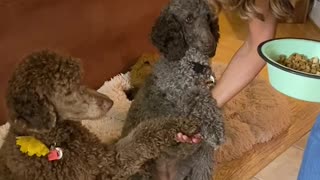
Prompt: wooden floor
<box><xmin>212</xmin><ymin>12</ymin><xmax>320</xmax><ymax>180</ymax></box>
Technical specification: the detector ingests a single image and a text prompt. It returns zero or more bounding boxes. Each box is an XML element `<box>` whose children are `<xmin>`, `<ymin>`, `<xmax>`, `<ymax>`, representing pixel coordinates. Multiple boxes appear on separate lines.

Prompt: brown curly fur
<box><xmin>0</xmin><ymin>50</ymin><xmax>200</xmax><ymax>180</ymax></box>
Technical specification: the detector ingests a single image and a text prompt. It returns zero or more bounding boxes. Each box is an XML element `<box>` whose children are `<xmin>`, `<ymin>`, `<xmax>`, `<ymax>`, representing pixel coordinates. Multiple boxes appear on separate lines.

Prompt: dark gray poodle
<box><xmin>121</xmin><ymin>0</ymin><xmax>224</xmax><ymax>179</ymax></box>
<box><xmin>0</xmin><ymin>50</ymin><xmax>200</xmax><ymax>180</ymax></box>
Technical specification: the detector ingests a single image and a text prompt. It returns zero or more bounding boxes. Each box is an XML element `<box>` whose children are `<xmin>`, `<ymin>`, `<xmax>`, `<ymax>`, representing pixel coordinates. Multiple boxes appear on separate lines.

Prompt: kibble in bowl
<box><xmin>258</xmin><ymin>38</ymin><xmax>320</xmax><ymax>103</ymax></box>
<box><xmin>277</xmin><ymin>53</ymin><xmax>320</xmax><ymax>76</ymax></box>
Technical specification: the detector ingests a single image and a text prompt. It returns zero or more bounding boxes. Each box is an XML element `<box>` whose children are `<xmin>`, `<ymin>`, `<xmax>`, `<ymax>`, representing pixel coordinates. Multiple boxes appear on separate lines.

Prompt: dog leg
<box><xmin>174</xmin><ymin>144</ymin><xmax>214</xmax><ymax>180</ymax></box>
<box><xmin>190</xmin><ymin>89</ymin><xmax>225</xmax><ymax>148</ymax></box>
<box><xmin>187</xmin><ymin>144</ymin><xmax>214</xmax><ymax>180</ymax></box>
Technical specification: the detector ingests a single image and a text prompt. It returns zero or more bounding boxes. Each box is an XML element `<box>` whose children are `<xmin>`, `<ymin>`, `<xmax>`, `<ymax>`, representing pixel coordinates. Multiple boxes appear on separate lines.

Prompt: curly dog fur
<box><xmin>121</xmin><ymin>0</ymin><xmax>224</xmax><ymax>179</ymax></box>
<box><xmin>0</xmin><ymin>50</ymin><xmax>201</xmax><ymax>180</ymax></box>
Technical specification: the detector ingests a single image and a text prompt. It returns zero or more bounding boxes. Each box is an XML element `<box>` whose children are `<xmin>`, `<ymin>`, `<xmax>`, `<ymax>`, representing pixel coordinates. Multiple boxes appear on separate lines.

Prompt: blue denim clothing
<box><xmin>298</xmin><ymin>114</ymin><xmax>320</xmax><ymax>180</ymax></box>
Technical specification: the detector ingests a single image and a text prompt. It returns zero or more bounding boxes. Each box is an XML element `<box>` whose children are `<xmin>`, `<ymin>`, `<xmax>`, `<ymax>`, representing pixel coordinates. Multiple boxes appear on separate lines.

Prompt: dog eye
<box><xmin>185</xmin><ymin>14</ymin><xmax>194</xmax><ymax>24</ymax></box>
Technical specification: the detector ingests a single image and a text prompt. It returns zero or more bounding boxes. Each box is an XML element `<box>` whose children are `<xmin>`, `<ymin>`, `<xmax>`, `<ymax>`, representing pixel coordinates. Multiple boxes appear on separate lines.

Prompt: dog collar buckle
<box><xmin>191</xmin><ymin>62</ymin><xmax>209</xmax><ymax>74</ymax></box>
<box><xmin>48</xmin><ymin>146</ymin><xmax>63</xmax><ymax>162</ymax></box>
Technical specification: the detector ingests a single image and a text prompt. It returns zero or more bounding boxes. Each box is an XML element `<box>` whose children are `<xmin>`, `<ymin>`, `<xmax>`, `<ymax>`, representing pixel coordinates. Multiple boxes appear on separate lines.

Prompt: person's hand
<box><xmin>175</xmin><ymin>132</ymin><xmax>202</xmax><ymax>144</ymax></box>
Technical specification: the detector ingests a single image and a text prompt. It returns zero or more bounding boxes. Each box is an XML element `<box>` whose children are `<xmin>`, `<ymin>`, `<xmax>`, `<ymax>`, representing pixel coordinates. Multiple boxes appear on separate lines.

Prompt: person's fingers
<box><xmin>177</xmin><ymin>133</ymin><xmax>189</xmax><ymax>143</ymax></box>
<box><xmin>191</xmin><ymin>133</ymin><xmax>202</xmax><ymax>143</ymax></box>
<box><xmin>182</xmin><ymin>135</ymin><xmax>189</xmax><ymax>141</ymax></box>
<box><xmin>176</xmin><ymin>132</ymin><xmax>202</xmax><ymax>144</ymax></box>
<box><xmin>176</xmin><ymin>133</ymin><xmax>184</xmax><ymax>142</ymax></box>
<box><xmin>192</xmin><ymin>137</ymin><xmax>201</xmax><ymax>144</ymax></box>
<box><xmin>182</xmin><ymin>135</ymin><xmax>192</xmax><ymax>143</ymax></box>
<box><xmin>194</xmin><ymin>133</ymin><xmax>202</xmax><ymax>138</ymax></box>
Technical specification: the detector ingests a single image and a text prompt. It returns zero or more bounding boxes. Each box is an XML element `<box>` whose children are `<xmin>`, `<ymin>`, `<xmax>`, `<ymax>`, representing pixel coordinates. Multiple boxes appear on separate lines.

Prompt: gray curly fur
<box><xmin>150</xmin><ymin>0</ymin><xmax>220</xmax><ymax>61</ymax></box>
<box><xmin>0</xmin><ymin>50</ymin><xmax>201</xmax><ymax>180</ymax></box>
<box><xmin>122</xmin><ymin>0</ymin><xmax>225</xmax><ymax>179</ymax></box>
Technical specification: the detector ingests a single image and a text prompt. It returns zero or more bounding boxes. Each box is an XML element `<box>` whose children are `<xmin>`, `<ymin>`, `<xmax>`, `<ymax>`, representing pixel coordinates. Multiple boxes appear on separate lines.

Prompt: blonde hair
<box><xmin>210</xmin><ymin>0</ymin><xmax>294</xmax><ymax>21</ymax></box>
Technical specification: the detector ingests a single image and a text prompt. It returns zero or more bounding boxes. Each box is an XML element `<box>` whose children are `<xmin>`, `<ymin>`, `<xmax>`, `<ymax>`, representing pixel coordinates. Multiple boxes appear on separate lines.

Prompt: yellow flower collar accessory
<box><xmin>16</xmin><ymin>136</ymin><xmax>63</xmax><ymax>161</ymax></box>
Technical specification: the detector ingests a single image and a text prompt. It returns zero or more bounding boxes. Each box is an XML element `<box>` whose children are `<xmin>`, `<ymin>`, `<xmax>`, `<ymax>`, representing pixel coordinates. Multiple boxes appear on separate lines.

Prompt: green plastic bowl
<box><xmin>258</xmin><ymin>38</ymin><xmax>320</xmax><ymax>103</ymax></box>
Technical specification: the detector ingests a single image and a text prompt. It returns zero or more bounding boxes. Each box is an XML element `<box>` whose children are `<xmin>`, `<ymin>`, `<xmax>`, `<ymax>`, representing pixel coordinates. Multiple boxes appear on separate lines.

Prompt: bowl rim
<box><xmin>257</xmin><ymin>37</ymin><xmax>320</xmax><ymax>79</ymax></box>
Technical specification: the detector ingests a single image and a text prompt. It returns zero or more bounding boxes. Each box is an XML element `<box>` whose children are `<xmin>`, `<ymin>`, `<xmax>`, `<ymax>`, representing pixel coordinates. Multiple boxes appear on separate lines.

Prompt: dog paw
<box><xmin>175</xmin><ymin>118</ymin><xmax>201</xmax><ymax>137</ymax></box>
<box><xmin>145</xmin><ymin>118</ymin><xmax>201</xmax><ymax>146</ymax></box>
<box><xmin>202</xmin><ymin>124</ymin><xmax>225</xmax><ymax>149</ymax></box>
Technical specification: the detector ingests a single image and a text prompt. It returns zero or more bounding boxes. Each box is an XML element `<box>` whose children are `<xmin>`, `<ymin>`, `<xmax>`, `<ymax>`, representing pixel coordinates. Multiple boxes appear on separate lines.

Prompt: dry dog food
<box><xmin>277</xmin><ymin>53</ymin><xmax>320</xmax><ymax>75</ymax></box>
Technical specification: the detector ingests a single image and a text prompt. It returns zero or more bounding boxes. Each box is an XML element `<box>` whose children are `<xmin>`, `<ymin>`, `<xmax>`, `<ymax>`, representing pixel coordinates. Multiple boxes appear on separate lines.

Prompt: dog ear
<box><xmin>208</xmin><ymin>13</ymin><xmax>220</xmax><ymax>44</ymax></box>
<box><xmin>205</xmin><ymin>0</ymin><xmax>220</xmax><ymax>43</ymax></box>
<box><xmin>8</xmin><ymin>89</ymin><xmax>57</xmax><ymax>132</ymax></box>
<box><xmin>151</xmin><ymin>8</ymin><xmax>188</xmax><ymax>61</ymax></box>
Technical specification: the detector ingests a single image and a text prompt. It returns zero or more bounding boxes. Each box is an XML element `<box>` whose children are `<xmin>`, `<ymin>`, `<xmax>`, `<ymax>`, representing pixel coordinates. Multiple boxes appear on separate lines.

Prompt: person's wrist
<box><xmin>211</xmin><ymin>87</ymin><xmax>223</xmax><ymax>108</ymax></box>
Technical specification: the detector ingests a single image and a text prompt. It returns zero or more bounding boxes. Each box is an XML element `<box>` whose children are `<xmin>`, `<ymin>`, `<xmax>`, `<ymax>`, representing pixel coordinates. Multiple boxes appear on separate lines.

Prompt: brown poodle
<box><xmin>0</xmin><ymin>50</ymin><xmax>200</xmax><ymax>180</ymax></box>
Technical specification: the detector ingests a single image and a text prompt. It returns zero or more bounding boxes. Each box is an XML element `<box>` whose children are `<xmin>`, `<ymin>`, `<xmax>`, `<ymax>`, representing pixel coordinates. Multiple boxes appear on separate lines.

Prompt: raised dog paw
<box><xmin>133</xmin><ymin>117</ymin><xmax>201</xmax><ymax>148</ymax></box>
<box><xmin>176</xmin><ymin>118</ymin><xmax>201</xmax><ymax>137</ymax></box>
<box><xmin>112</xmin><ymin>117</ymin><xmax>201</xmax><ymax>177</ymax></box>
<box><xmin>127</xmin><ymin>117</ymin><xmax>201</xmax><ymax>147</ymax></box>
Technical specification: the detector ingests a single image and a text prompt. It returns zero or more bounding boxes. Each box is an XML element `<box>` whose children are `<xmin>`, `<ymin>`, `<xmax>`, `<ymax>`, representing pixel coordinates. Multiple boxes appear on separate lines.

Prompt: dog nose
<box><xmin>85</xmin><ymin>88</ymin><xmax>114</xmax><ymax>112</ymax></box>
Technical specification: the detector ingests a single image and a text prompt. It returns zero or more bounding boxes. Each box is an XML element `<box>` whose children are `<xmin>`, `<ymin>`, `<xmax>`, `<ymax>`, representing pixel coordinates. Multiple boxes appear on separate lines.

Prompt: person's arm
<box><xmin>177</xmin><ymin>0</ymin><xmax>277</xmax><ymax>143</ymax></box>
<box><xmin>212</xmin><ymin>0</ymin><xmax>277</xmax><ymax>107</ymax></box>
